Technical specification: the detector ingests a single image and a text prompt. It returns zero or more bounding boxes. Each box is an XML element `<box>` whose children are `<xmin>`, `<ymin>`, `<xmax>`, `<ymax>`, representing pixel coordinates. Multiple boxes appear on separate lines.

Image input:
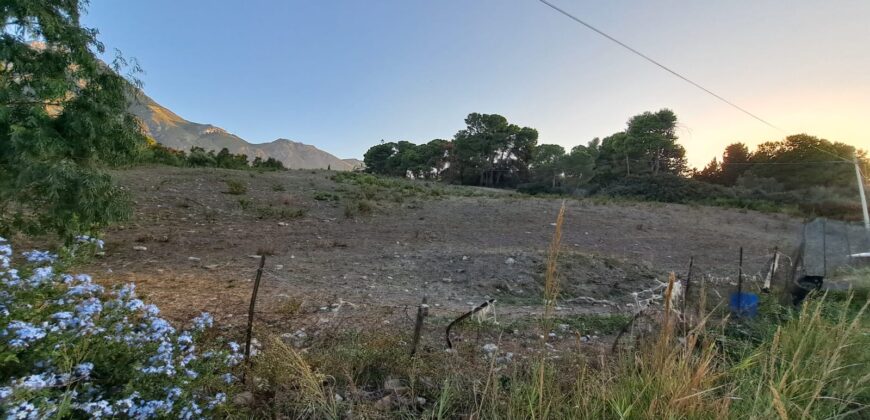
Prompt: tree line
<box><xmin>364</xmin><ymin>109</ymin><xmax>688</xmax><ymax>189</ymax></box>
<box><xmin>363</xmin><ymin>111</ymin><xmax>869</xmax><ymax>217</ymax></box>
<box><xmin>143</xmin><ymin>141</ymin><xmax>285</xmax><ymax>171</ymax></box>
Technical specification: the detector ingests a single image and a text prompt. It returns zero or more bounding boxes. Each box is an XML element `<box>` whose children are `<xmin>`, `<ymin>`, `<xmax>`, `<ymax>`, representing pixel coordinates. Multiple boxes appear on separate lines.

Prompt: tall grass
<box><xmin>729</xmin><ymin>293</ymin><xmax>869</xmax><ymax>418</ymax></box>
<box><xmin>533</xmin><ymin>201</ymin><xmax>566</xmax><ymax>419</ymax></box>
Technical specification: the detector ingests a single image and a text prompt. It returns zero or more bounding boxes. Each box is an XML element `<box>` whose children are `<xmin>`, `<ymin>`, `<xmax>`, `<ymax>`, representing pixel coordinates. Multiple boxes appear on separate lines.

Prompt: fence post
<box><xmin>736</xmin><ymin>247</ymin><xmax>744</xmax><ymax>313</ymax></box>
<box><xmin>244</xmin><ymin>254</ymin><xmax>267</xmax><ymax>367</ymax></box>
<box><xmin>682</xmin><ymin>256</ymin><xmax>694</xmax><ymax>314</ymax></box>
<box><xmin>762</xmin><ymin>247</ymin><xmax>779</xmax><ymax>293</ymax></box>
<box><xmin>410</xmin><ymin>297</ymin><xmax>429</xmax><ymax>356</ymax></box>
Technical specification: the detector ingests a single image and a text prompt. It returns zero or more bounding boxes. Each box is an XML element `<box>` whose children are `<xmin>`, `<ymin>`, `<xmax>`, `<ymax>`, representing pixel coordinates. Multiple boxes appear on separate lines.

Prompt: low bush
<box><xmin>313</xmin><ymin>192</ymin><xmax>340</xmax><ymax>202</ymax></box>
<box><xmin>252</xmin><ymin>205</ymin><xmax>305</xmax><ymax>220</ymax></box>
<box><xmin>598</xmin><ymin>174</ymin><xmax>735</xmax><ymax>203</ymax></box>
<box><xmin>0</xmin><ymin>237</ymin><xmax>239</xmax><ymax>418</ymax></box>
<box><xmin>224</xmin><ymin>180</ymin><xmax>247</xmax><ymax>195</ymax></box>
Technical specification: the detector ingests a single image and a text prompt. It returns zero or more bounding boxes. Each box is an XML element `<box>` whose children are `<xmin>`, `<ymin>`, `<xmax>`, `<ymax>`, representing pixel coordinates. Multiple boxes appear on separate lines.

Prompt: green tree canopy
<box><xmin>1</xmin><ymin>0</ymin><xmax>146</xmax><ymax>237</ymax></box>
<box><xmin>747</xmin><ymin>134</ymin><xmax>864</xmax><ymax>190</ymax></box>
<box><xmin>530</xmin><ymin>144</ymin><xmax>566</xmax><ymax>187</ymax></box>
<box><xmin>448</xmin><ymin>113</ymin><xmax>538</xmax><ymax>187</ymax></box>
<box><xmin>594</xmin><ymin>109</ymin><xmax>686</xmax><ymax>183</ymax></box>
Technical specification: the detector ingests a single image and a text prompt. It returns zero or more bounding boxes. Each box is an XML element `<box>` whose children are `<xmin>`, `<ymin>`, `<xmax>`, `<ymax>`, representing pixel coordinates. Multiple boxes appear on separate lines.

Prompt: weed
<box><xmin>224</xmin><ymin>179</ymin><xmax>247</xmax><ymax>195</ymax></box>
<box><xmin>313</xmin><ymin>191</ymin><xmax>340</xmax><ymax>201</ymax></box>
<box><xmin>203</xmin><ymin>208</ymin><xmax>218</xmax><ymax>223</ymax></box>
<box><xmin>238</xmin><ymin>198</ymin><xmax>252</xmax><ymax>210</ymax></box>
<box><xmin>271</xmin><ymin>183</ymin><xmax>286</xmax><ymax>192</ymax></box>
<box><xmin>253</xmin><ymin>205</ymin><xmax>305</xmax><ymax>220</ymax></box>
<box><xmin>343</xmin><ymin>199</ymin><xmax>374</xmax><ymax>218</ymax></box>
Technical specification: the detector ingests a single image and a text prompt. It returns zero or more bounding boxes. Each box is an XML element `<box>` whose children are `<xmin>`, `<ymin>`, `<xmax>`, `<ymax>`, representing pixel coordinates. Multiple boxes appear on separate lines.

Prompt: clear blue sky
<box><xmin>83</xmin><ymin>0</ymin><xmax>870</xmax><ymax>166</ymax></box>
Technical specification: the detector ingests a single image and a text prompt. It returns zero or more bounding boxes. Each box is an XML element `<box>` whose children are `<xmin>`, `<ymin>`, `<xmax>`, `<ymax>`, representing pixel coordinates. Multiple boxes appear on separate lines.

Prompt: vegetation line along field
<box><xmin>1</xmin><ymin>1</ymin><xmax>869</xmax><ymax>419</ymax></box>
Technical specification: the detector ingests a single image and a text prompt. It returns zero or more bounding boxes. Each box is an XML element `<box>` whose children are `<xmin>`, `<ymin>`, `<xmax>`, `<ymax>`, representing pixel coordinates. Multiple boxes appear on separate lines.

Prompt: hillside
<box><xmin>128</xmin><ymin>92</ymin><xmax>358</xmax><ymax>170</ymax></box>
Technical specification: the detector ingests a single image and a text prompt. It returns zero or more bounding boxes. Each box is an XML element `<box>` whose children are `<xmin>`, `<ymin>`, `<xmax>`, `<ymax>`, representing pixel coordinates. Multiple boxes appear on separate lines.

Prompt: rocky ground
<box><xmin>67</xmin><ymin>166</ymin><xmax>802</xmax><ymax>353</ymax></box>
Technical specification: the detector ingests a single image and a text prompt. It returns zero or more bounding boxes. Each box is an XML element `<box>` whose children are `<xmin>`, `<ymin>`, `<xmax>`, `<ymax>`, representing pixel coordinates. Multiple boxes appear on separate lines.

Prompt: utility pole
<box><xmin>855</xmin><ymin>156</ymin><xmax>870</xmax><ymax>231</ymax></box>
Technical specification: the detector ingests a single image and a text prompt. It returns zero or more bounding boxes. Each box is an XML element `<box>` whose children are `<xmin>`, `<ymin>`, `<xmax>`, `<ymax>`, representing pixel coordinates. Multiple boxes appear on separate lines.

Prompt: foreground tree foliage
<box><xmin>0</xmin><ymin>0</ymin><xmax>146</xmax><ymax>238</ymax></box>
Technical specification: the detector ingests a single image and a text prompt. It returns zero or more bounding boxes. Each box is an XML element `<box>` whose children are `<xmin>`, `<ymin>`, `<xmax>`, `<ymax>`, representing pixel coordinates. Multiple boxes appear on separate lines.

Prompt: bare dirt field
<box><xmin>69</xmin><ymin>166</ymin><xmax>802</xmax><ymax>349</ymax></box>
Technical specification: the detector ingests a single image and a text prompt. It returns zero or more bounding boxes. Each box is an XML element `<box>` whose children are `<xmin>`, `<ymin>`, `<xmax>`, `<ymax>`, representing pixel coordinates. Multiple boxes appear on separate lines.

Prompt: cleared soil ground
<box><xmin>72</xmin><ymin>166</ymin><xmax>801</xmax><ymax>347</ymax></box>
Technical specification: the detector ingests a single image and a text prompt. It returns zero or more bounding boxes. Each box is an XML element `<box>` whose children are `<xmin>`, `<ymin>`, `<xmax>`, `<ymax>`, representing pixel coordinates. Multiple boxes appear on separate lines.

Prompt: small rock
<box><xmin>375</xmin><ymin>395</ymin><xmax>393</xmax><ymax>411</ymax></box>
<box><xmin>384</xmin><ymin>378</ymin><xmax>406</xmax><ymax>392</ymax></box>
<box><xmin>505</xmin><ymin>257</ymin><xmax>516</xmax><ymax>265</ymax></box>
<box><xmin>482</xmin><ymin>343</ymin><xmax>498</xmax><ymax>354</ymax></box>
<box><xmin>278</xmin><ymin>222</ymin><xmax>288</xmax><ymax>226</ymax></box>
<box><xmin>275</xmin><ymin>265</ymin><xmax>283</xmax><ymax>270</ymax></box>
<box><xmin>462</xmin><ymin>256</ymin><xmax>469</xmax><ymax>261</ymax></box>
<box><xmin>232</xmin><ymin>391</ymin><xmax>254</xmax><ymax>406</ymax></box>
<box><xmin>557</xmin><ymin>324</ymin><xmax>571</xmax><ymax>333</ymax></box>
<box><xmin>203</xmin><ymin>264</ymin><xmax>218</xmax><ymax>270</ymax></box>
<box><xmin>416</xmin><ymin>397</ymin><xmax>427</xmax><ymax>406</ymax></box>
<box><xmin>496</xmin><ymin>352</ymin><xmax>514</xmax><ymax>364</ymax></box>
<box><xmin>132</xmin><ymin>246</ymin><xmax>147</xmax><ymax>251</ymax></box>
<box><xmin>334</xmin><ymin>393</ymin><xmax>344</xmax><ymax>402</ymax></box>
<box><xmin>187</xmin><ymin>256</ymin><xmax>201</xmax><ymax>262</ymax></box>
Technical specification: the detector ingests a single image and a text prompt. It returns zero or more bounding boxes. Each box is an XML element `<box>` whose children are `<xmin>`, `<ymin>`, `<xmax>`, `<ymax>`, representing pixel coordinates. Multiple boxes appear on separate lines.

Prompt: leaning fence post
<box><xmin>410</xmin><ymin>297</ymin><xmax>429</xmax><ymax>356</ymax></box>
<box><xmin>244</xmin><ymin>254</ymin><xmax>267</xmax><ymax>367</ymax></box>
<box><xmin>762</xmin><ymin>247</ymin><xmax>779</xmax><ymax>293</ymax></box>
<box><xmin>682</xmin><ymin>256</ymin><xmax>694</xmax><ymax>314</ymax></box>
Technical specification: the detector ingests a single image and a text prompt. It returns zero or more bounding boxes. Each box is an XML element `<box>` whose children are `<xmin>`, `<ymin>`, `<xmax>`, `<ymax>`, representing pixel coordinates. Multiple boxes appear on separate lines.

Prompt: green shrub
<box><xmin>0</xmin><ymin>237</ymin><xmax>237</xmax><ymax>418</ymax></box>
<box><xmin>343</xmin><ymin>199</ymin><xmax>374</xmax><ymax>218</ymax></box>
<box><xmin>598</xmin><ymin>174</ymin><xmax>735</xmax><ymax>203</ymax></box>
<box><xmin>253</xmin><ymin>205</ymin><xmax>305</xmax><ymax>220</ymax></box>
<box><xmin>224</xmin><ymin>180</ymin><xmax>247</xmax><ymax>195</ymax></box>
<box><xmin>313</xmin><ymin>192</ymin><xmax>340</xmax><ymax>201</ymax></box>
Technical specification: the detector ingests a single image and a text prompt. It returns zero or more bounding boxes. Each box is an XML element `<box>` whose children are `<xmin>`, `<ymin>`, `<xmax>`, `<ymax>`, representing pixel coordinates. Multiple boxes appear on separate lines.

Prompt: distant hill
<box><xmin>128</xmin><ymin>92</ymin><xmax>358</xmax><ymax>170</ymax></box>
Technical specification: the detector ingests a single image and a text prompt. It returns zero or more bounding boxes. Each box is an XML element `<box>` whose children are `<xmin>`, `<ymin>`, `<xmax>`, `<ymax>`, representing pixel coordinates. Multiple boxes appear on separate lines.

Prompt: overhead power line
<box><xmin>537</xmin><ymin>0</ymin><xmax>856</xmax><ymax>163</ymax></box>
<box><xmin>719</xmin><ymin>161</ymin><xmax>852</xmax><ymax>166</ymax></box>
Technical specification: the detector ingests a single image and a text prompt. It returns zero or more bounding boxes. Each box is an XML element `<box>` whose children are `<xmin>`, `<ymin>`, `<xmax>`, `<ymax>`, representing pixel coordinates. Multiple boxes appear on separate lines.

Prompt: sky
<box><xmin>82</xmin><ymin>0</ymin><xmax>870</xmax><ymax>167</ymax></box>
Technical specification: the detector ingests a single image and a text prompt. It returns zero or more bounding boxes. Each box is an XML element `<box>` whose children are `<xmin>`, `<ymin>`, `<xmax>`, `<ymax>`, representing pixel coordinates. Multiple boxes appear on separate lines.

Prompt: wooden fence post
<box><xmin>410</xmin><ymin>297</ymin><xmax>428</xmax><ymax>356</ymax></box>
<box><xmin>736</xmin><ymin>247</ymin><xmax>744</xmax><ymax>313</ymax></box>
<box><xmin>682</xmin><ymin>256</ymin><xmax>694</xmax><ymax>314</ymax></box>
<box><xmin>244</xmin><ymin>254</ymin><xmax>267</xmax><ymax>366</ymax></box>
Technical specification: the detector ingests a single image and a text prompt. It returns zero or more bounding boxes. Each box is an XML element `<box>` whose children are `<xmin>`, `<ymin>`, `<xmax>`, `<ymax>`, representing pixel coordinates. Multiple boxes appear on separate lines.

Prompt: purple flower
<box><xmin>7</xmin><ymin>321</ymin><xmax>46</xmax><ymax>348</ymax></box>
<box><xmin>22</xmin><ymin>250</ymin><xmax>57</xmax><ymax>264</ymax></box>
<box><xmin>191</xmin><ymin>312</ymin><xmax>213</xmax><ymax>332</ymax></box>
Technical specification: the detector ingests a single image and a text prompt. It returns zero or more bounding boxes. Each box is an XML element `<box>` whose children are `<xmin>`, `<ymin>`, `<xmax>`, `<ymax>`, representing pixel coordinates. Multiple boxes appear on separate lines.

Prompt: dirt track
<box><xmin>76</xmin><ymin>166</ymin><xmax>801</xmax><ymax>334</ymax></box>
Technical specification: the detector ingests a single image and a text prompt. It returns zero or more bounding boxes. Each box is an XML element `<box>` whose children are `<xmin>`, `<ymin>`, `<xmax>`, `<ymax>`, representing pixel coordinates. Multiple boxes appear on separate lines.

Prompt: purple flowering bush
<box><xmin>0</xmin><ymin>237</ymin><xmax>241</xmax><ymax>418</ymax></box>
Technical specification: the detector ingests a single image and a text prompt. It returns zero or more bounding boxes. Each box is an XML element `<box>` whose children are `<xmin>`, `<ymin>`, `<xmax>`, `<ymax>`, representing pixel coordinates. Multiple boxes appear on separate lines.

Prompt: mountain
<box><xmin>128</xmin><ymin>92</ymin><xmax>358</xmax><ymax>170</ymax></box>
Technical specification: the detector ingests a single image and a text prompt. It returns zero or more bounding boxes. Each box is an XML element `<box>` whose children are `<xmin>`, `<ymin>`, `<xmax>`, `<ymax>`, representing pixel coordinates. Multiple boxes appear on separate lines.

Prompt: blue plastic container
<box><xmin>729</xmin><ymin>292</ymin><xmax>759</xmax><ymax>318</ymax></box>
